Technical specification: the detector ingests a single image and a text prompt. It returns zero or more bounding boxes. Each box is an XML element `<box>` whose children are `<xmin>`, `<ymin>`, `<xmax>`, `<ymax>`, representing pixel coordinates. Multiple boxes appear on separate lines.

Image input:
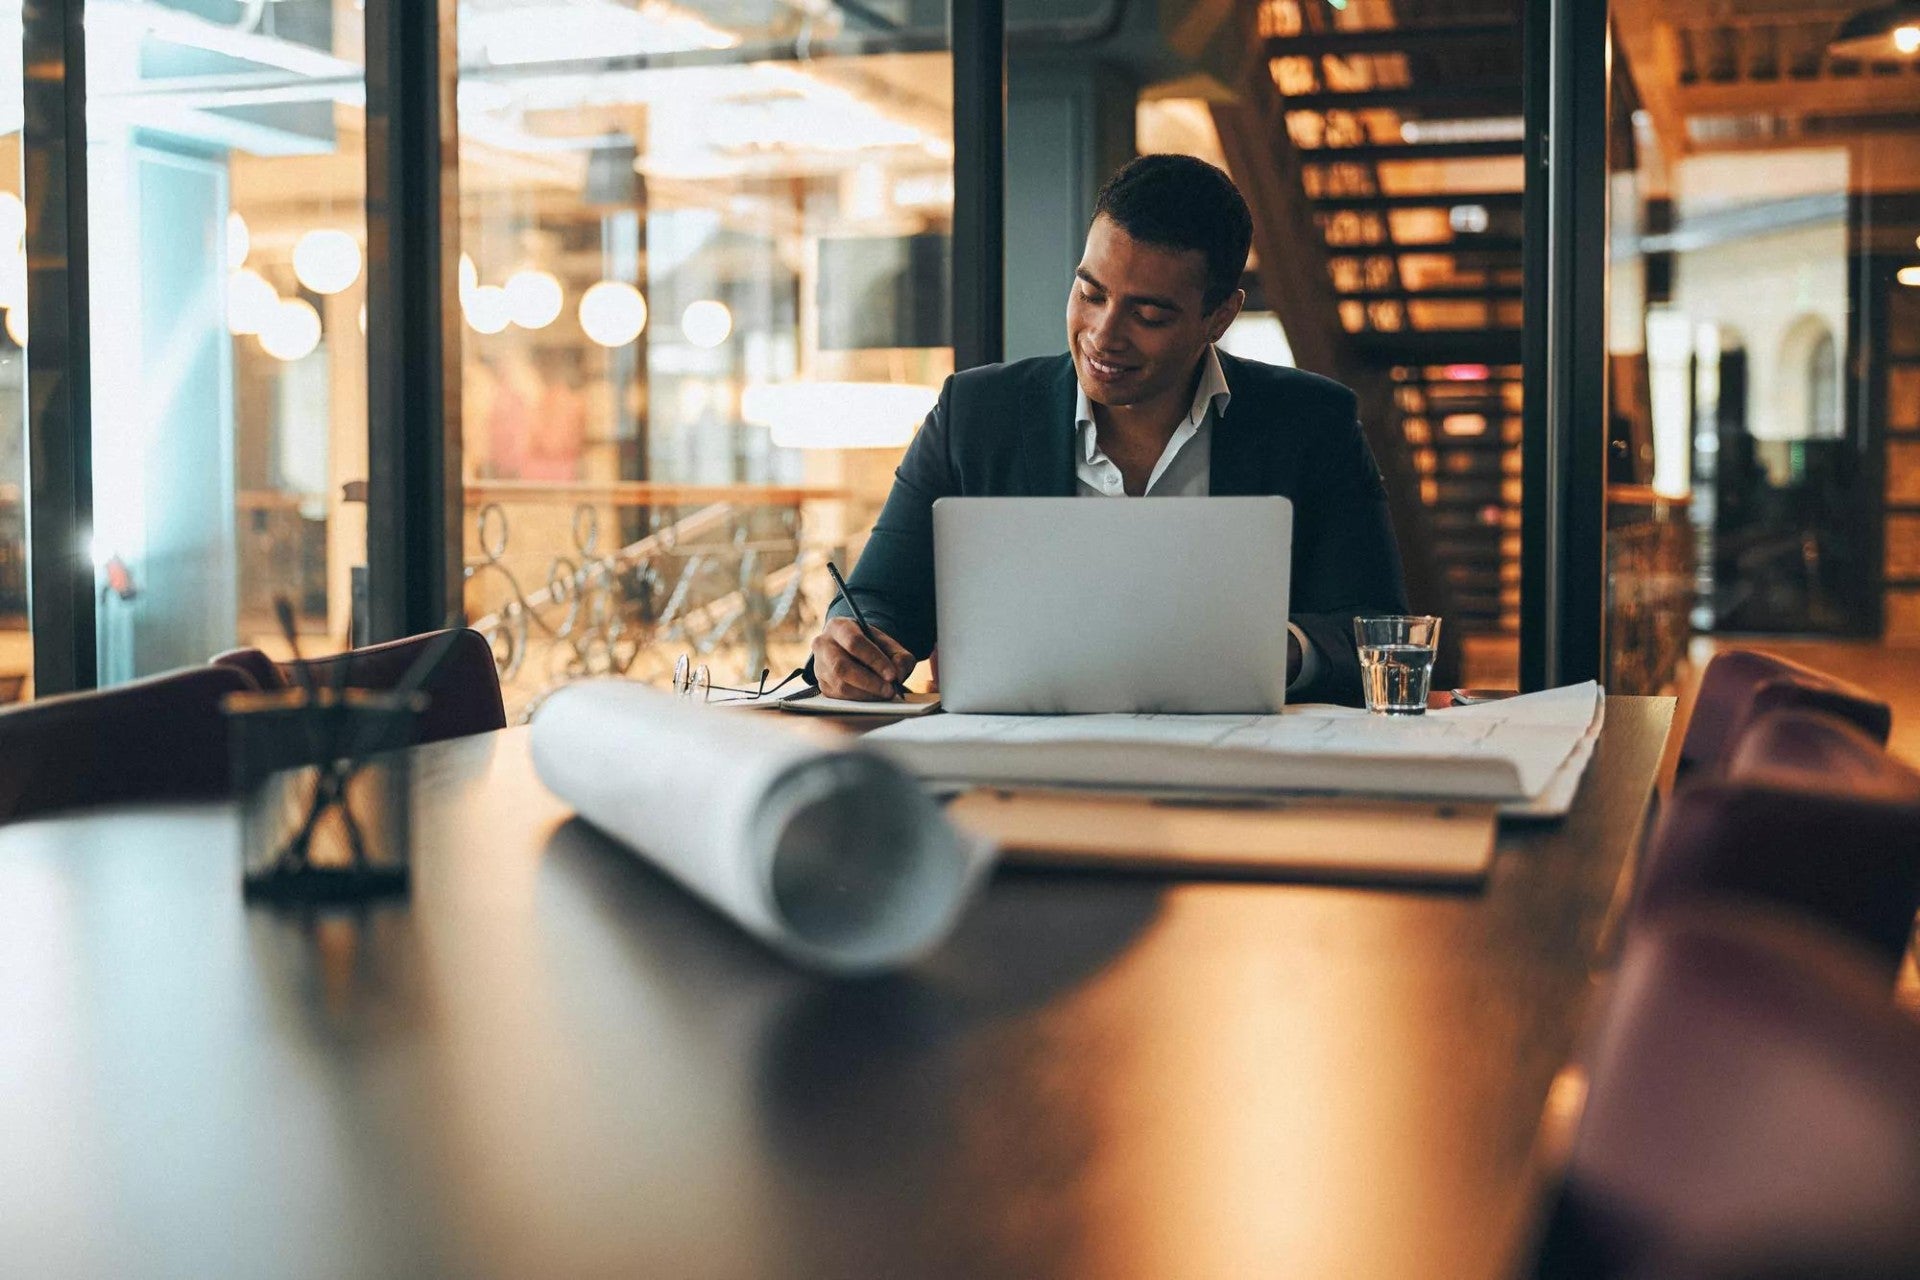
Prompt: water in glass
<box><xmin>1359</xmin><ymin>643</ymin><xmax>1436</xmax><ymax>715</ymax></box>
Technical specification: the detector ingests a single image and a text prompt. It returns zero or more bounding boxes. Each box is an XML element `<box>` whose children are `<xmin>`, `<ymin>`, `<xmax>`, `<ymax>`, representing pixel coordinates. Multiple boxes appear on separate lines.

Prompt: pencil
<box><xmin>825</xmin><ymin>561</ymin><xmax>904</xmax><ymax>696</ymax></box>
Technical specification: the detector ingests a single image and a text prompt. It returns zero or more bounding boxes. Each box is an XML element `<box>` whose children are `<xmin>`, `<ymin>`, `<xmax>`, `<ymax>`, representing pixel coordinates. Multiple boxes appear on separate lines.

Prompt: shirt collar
<box><xmin>1074</xmin><ymin>344</ymin><xmax>1233</xmax><ymax>459</ymax></box>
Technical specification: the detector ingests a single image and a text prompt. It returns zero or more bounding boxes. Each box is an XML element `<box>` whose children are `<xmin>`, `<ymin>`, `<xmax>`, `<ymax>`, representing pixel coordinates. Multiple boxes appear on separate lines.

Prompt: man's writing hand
<box><xmin>811</xmin><ymin>617</ymin><xmax>914</xmax><ymax>700</ymax></box>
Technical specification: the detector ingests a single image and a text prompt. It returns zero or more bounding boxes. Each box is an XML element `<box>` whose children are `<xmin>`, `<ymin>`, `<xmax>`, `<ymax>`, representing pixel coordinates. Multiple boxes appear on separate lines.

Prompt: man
<box><xmin>811</xmin><ymin>153</ymin><xmax>1408</xmax><ymax>706</ymax></box>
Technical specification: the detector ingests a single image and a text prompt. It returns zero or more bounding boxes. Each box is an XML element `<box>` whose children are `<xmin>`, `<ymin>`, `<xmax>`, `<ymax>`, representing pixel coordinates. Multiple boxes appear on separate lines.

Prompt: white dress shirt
<box><xmin>1072</xmin><ymin>344</ymin><xmax>1321</xmax><ymax>691</ymax></box>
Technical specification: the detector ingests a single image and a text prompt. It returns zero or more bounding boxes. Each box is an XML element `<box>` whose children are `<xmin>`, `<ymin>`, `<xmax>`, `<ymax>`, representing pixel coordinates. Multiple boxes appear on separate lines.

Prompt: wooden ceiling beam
<box><xmin>1612</xmin><ymin>0</ymin><xmax>1692</xmax><ymax>173</ymax></box>
<box><xmin>1672</xmin><ymin>73</ymin><xmax>1920</xmax><ymax>118</ymax></box>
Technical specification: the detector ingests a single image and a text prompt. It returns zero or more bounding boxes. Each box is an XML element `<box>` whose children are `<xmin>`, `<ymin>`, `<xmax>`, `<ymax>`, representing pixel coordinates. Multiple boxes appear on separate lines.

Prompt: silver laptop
<box><xmin>932</xmin><ymin>497</ymin><xmax>1294</xmax><ymax>715</ymax></box>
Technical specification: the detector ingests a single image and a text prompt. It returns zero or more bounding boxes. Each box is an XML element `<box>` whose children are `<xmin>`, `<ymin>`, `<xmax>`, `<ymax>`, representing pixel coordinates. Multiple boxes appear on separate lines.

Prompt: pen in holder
<box><xmin>226</xmin><ymin>687</ymin><xmax>425</xmax><ymax>905</ymax></box>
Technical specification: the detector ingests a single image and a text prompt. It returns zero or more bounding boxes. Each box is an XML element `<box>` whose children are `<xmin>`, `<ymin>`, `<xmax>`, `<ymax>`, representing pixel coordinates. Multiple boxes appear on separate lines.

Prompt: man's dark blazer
<box><xmin>834</xmin><ymin>350</ymin><xmax>1409</xmax><ymax>706</ymax></box>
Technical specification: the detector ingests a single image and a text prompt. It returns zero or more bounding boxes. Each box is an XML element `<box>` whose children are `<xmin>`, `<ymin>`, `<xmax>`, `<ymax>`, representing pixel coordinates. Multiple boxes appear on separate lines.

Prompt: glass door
<box><xmin>453</xmin><ymin>0</ymin><xmax>954</xmax><ymax>718</ymax></box>
<box><xmin>84</xmin><ymin>0</ymin><xmax>369</xmax><ymax>682</ymax></box>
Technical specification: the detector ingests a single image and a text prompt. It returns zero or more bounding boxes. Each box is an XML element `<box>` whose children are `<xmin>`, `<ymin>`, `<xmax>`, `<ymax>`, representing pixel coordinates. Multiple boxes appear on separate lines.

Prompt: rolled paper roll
<box><xmin>531</xmin><ymin>679</ymin><xmax>992</xmax><ymax>973</ymax></box>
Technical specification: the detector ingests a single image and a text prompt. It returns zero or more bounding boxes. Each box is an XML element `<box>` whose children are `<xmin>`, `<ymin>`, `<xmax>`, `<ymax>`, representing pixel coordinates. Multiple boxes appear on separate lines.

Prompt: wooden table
<box><xmin>0</xmin><ymin>698</ymin><xmax>1673</xmax><ymax>1280</ymax></box>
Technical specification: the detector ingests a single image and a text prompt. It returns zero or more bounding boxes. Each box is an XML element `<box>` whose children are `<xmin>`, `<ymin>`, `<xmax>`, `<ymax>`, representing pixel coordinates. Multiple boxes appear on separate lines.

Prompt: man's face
<box><xmin>1068</xmin><ymin>214</ymin><xmax>1243</xmax><ymax>411</ymax></box>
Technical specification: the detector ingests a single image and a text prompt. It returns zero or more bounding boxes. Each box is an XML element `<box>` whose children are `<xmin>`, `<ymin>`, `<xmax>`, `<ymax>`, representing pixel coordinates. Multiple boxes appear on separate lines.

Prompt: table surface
<box><xmin>0</xmin><ymin>697</ymin><xmax>1673</xmax><ymax>1280</ymax></box>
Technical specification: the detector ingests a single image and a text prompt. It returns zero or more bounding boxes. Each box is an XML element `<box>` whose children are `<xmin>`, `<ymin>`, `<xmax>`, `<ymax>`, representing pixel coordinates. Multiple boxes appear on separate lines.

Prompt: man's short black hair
<box><xmin>1091</xmin><ymin>154</ymin><xmax>1253</xmax><ymax>312</ymax></box>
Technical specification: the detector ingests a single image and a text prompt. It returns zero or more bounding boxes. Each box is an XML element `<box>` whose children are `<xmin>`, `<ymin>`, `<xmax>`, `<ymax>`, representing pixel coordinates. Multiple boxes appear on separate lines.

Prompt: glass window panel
<box><xmin>456</xmin><ymin>0</ymin><xmax>953</xmax><ymax>718</ymax></box>
<box><xmin>1607</xmin><ymin>3</ymin><xmax>1920</xmax><ymax>677</ymax></box>
<box><xmin>85</xmin><ymin>0</ymin><xmax>367</xmax><ymax>683</ymax></box>
<box><xmin>0</xmin><ymin>5</ymin><xmax>25</xmax><ymax>702</ymax></box>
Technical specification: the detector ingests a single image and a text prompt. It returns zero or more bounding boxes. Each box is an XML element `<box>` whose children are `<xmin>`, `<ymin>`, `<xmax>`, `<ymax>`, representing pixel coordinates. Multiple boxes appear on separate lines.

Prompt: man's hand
<box><xmin>812</xmin><ymin>617</ymin><xmax>914</xmax><ymax>700</ymax></box>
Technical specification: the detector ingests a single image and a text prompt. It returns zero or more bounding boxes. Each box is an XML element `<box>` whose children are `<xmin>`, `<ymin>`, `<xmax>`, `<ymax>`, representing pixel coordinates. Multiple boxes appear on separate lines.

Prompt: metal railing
<box><xmin>462</xmin><ymin>483</ymin><xmax>849</xmax><ymax>720</ymax></box>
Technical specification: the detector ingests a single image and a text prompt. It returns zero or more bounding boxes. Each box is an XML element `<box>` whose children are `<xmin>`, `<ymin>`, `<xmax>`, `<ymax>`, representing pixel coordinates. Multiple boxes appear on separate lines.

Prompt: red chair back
<box><xmin>212</xmin><ymin>628</ymin><xmax>505</xmax><ymax>745</ymax></box>
<box><xmin>0</xmin><ymin>665</ymin><xmax>256</xmax><ymax>824</ymax></box>
<box><xmin>1677</xmin><ymin>649</ymin><xmax>1890</xmax><ymax>781</ymax></box>
<box><xmin>1637</xmin><ymin>709</ymin><xmax>1920</xmax><ymax>974</ymax></box>
<box><xmin>1530</xmin><ymin>907</ymin><xmax>1920</xmax><ymax>1280</ymax></box>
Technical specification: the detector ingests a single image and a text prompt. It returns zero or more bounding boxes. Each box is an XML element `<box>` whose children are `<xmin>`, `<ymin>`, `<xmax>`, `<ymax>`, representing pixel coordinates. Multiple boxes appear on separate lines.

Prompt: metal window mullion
<box><xmin>22</xmin><ymin>0</ymin><xmax>96</xmax><ymax>694</ymax></box>
<box><xmin>364</xmin><ymin>0</ymin><xmax>463</xmax><ymax>641</ymax></box>
<box><xmin>1521</xmin><ymin>0</ymin><xmax>1609</xmax><ymax>690</ymax></box>
<box><xmin>951</xmin><ymin>0</ymin><xmax>1005</xmax><ymax>372</ymax></box>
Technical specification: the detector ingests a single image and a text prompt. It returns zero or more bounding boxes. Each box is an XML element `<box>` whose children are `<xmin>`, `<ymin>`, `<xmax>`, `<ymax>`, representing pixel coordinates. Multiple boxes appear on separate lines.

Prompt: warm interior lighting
<box><xmin>226</xmin><ymin>211</ymin><xmax>250</xmax><ymax>268</ymax></box>
<box><xmin>464</xmin><ymin>284</ymin><xmax>512</xmax><ymax>335</ymax></box>
<box><xmin>4</xmin><ymin>306</ymin><xmax>23</xmax><ymax>348</ymax></box>
<box><xmin>258</xmin><ymin>297</ymin><xmax>322</xmax><ymax>362</ymax></box>
<box><xmin>0</xmin><ymin>191</ymin><xmax>25</xmax><ymax>248</ymax></box>
<box><xmin>226</xmin><ymin>268</ymin><xmax>278</xmax><ymax>336</ymax></box>
<box><xmin>742</xmin><ymin>381</ymin><xmax>938</xmax><ymax>449</ymax></box>
<box><xmin>578</xmin><ymin>281</ymin><xmax>647</xmax><ymax>347</ymax></box>
<box><xmin>1830</xmin><ymin>4</ymin><xmax>1920</xmax><ymax>58</ymax></box>
<box><xmin>1899</xmin><ymin>266</ymin><xmax>1920</xmax><ymax>287</ymax></box>
<box><xmin>680</xmin><ymin>299</ymin><xmax>732</xmax><ymax>348</ymax></box>
<box><xmin>1442</xmin><ymin>414</ymin><xmax>1489</xmax><ymax>438</ymax></box>
<box><xmin>505</xmin><ymin>268</ymin><xmax>564</xmax><ymax>330</ymax></box>
<box><xmin>1401</xmin><ymin>117</ymin><xmax>1525</xmax><ymax>145</ymax></box>
<box><xmin>0</xmin><ymin>249</ymin><xmax>24</xmax><ymax>311</ymax></box>
<box><xmin>1442</xmin><ymin>364</ymin><xmax>1491</xmax><ymax>382</ymax></box>
<box><xmin>292</xmin><ymin>229</ymin><xmax>361</xmax><ymax>295</ymax></box>
<box><xmin>473</xmin><ymin>0</ymin><xmax>739</xmax><ymax>66</ymax></box>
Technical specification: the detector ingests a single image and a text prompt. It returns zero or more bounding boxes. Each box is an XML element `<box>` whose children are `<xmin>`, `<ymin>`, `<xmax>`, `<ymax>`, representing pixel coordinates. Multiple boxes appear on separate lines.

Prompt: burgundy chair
<box><xmin>0</xmin><ymin>665</ymin><xmax>256</xmax><ymax>824</ymax></box>
<box><xmin>1635</xmin><ymin>708</ymin><xmax>1920</xmax><ymax>976</ymax></box>
<box><xmin>1676</xmin><ymin>649</ymin><xmax>1891</xmax><ymax>782</ymax></box>
<box><xmin>211</xmin><ymin>628</ymin><xmax>506</xmax><ymax>746</ymax></box>
<box><xmin>1531</xmin><ymin>906</ymin><xmax>1920</xmax><ymax>1280</ymax></box>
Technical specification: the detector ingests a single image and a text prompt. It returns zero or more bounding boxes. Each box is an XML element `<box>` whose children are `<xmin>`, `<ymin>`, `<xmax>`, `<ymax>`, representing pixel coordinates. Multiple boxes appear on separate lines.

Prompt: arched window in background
<box><xmin>1807</xmin><ymin>328</ymin><xmax>1839</xmax><ymax>439</ymax></box>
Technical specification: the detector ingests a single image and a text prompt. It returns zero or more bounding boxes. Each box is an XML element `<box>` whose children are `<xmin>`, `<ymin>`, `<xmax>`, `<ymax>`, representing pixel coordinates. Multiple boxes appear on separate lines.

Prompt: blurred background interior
<box><xmin>2</xmin><ymin>0</ymin><xmax>1917</xmax><ymax>722</ymax></box>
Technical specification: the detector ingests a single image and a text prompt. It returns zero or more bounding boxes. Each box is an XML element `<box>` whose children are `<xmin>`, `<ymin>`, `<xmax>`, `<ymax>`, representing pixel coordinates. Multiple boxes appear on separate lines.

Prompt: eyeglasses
<box><xmin>671</xmin><ymin>655</ymin><xmax>807</xmax><ymax>705</ymax></box>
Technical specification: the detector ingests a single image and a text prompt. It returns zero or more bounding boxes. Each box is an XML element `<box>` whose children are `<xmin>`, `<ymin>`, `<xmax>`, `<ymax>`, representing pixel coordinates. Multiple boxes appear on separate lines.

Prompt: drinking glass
<box><xmin>1353</xmin><ymin>616</ymin><xmax>1443</xmax><ymax>715</ymax></box>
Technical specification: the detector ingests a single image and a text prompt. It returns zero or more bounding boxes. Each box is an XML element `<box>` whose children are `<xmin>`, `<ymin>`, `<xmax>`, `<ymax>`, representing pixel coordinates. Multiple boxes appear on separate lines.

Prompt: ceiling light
<box><xmin>1400</xmin><ymin>117</ymin><xmax>1525</xmax><ymax>145</ymax></box>
<box><xmin>742</xmin><ymin>381</ymin><xmax>938</xmax><ymax>449</ymax></box>
<box><xmin>226</xmin><ymin>268</ymin><xmax>279</xmax><ymax>336</ymax></box>
<box><xmin>505</xmin><ymin>268</ymin><xmax>564</xmax><ymax>330</ymax></box>
<box><xmin>680</xmin><ymin>299</ymin><xmax>732</xmax><ymax>348</ymax></box>
<box><xmin>579</xmin><ymin>281</ymin><xmax>647</xmax><ymax>347</ymax></box>
<box><xmin>1898</xmin><ymin>266</ymin><xmax>1920</xmax><ymax>287</ymax></box>
<box><xmin>1442</xmin><ymin>414</ymin><xmax>1489</xmax><ymax>438</ymax></box>
<box><xmin>258</xmin><ymin>298</ymin><xmax>322</xmax><ymax>362</ymax></box>
<box><xmin>464</xmin><ymin>284</ymin><xmax>512</xmax><ymax>335</ymax></box>
<box><xmin>473</xmin><ymin>4</ymin><xmax>738</xmax><ymax>67</ymax></box>
<box><xmin>1450</xmin><ymin>205</ymin><xmax>1492</xmax><ymax>234</ymax></box>
<box><xmin>292</xmin><ymin>229</ymin><xmax>361</xmax><ymax>295</ymax></box>
<box><xmin>1829</xmin><ymin>4</ymin><xmax>1920</xmax><ymax>58</ymax></box>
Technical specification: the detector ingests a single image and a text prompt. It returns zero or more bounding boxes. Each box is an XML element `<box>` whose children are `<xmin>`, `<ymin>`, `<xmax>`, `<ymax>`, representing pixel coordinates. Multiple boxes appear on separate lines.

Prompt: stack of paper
<box><xmin>865</xmin><ymin>682</ymin><xmax>1606</xmax><ymax>817</ymax></box>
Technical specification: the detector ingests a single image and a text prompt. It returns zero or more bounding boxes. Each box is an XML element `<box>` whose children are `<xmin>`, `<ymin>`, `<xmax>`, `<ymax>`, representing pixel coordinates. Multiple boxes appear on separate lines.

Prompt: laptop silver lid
<box><xmin>932</xmin><ymin>496</ymin><xmax>1293</xmax><ymax>715</ymax></box>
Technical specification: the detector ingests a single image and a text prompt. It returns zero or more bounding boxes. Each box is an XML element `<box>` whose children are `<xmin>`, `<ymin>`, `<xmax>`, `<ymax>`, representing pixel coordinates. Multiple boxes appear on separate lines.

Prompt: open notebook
<box><xmin>865</xmin><ymin>682</ymin><xmax>1605</xmax><ymax>816</ymax></box>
